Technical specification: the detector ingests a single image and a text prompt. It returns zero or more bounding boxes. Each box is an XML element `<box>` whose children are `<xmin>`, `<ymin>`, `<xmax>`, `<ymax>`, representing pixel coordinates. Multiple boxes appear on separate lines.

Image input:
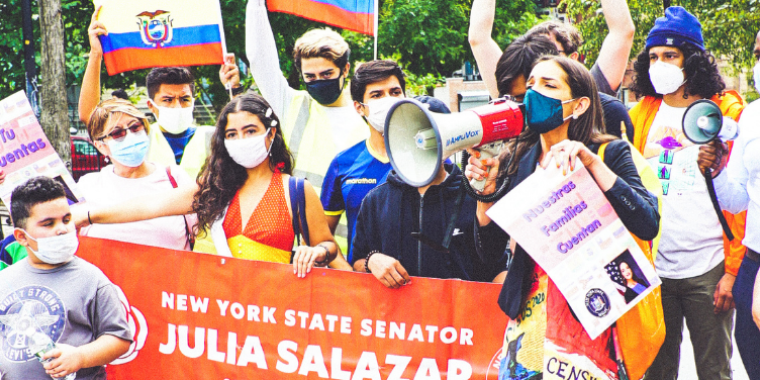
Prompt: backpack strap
<box><xmin>289</xmin><ymin>176</ymin><xmax>301</xmax><ymax>247</ymax></box>
<box><xmin>597</xmin><ymin>142</ymin><xmax>609</xmax><ymax>163</ymax></box>
<box><xmin>165</xmin><ymin>166</ymin><xmax>179</xmax><ymax>188</ymax></box>
<box><xmin>296</xmin><ymin>177</ymin><xmax>310</xmax><ymax>246</ymax></box>
<box><xmin>166</xmin><ymin>166</ymin><xmax>194</xmax><ymax>248</ymax></box>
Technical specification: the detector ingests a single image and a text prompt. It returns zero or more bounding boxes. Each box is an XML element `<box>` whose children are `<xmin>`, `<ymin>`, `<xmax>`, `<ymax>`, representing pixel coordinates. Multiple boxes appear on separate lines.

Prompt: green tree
<box><xmin>565</xmin><ymin>0</ymin><xmax>760</xmax><ymax>80</ymax></box>
<box><xmin>1</xmin><ymin>0</ymin><xmax>543</xmax><ymax>112</ymax></box>
<box><xmin>379</xmin><ymin>0</ymin><xmax>542</xmax><ymax>77</ymax></box>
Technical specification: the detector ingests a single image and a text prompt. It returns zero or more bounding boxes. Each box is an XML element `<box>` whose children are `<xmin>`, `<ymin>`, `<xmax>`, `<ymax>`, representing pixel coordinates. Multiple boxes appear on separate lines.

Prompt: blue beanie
<box><xmin>645</xmin><ymin>6</ymin><xmax>704</xmax><ymax>51</ymax></box>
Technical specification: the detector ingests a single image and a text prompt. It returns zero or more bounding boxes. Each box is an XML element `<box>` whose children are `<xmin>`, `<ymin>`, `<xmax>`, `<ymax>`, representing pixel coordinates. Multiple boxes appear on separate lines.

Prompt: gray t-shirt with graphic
<box><xmin>0</xmin><ymin>257</ymin><xmax>132</xmax><ymax>380</ymax></box>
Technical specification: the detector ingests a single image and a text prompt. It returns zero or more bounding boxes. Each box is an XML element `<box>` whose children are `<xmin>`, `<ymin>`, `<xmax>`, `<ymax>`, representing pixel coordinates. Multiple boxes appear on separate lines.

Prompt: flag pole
<box><xmin>373</xmin><ymin>0</ymin><xmax>379</xmax><ymax>60</ymax></box>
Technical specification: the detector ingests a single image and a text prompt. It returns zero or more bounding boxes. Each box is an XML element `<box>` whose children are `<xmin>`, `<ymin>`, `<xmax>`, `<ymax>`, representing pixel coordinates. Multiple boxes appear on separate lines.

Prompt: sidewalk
<box><xmin>678</xmin><ymin>315</ymin><xmax>748</xmax><ymax>380</ymax></box>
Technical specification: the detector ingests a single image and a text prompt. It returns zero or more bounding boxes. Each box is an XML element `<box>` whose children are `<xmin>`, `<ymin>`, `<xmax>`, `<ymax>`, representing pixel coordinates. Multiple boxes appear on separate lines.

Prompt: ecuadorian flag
<box><xmin>96</xmin><ymin>0</ymin><xmax>226</xmax><ymax>75</ymax></box>
<box><xmin>268</xmin><ymin>0</ymin><xmax>376</xmax><ymax>35</ymax></box>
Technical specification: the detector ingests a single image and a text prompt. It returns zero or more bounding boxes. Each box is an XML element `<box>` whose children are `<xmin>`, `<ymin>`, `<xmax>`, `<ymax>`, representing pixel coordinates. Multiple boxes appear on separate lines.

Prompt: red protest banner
<box><xmin>76</xmin><ymin>236</ymin><xmax>509</xmax><ymax>379</ymax></box>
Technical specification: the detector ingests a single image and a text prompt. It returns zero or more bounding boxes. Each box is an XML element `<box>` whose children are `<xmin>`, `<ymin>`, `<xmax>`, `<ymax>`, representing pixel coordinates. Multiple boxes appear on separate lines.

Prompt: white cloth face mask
<box><xmin>224</xmin><ymin>129</ymin><xmax>275</xmax><ymax>169</ymax></box>
<box><xmin>648</xmin><ymin>60</ymin><xmax>685</xmax><ymax>95</ymax></box>
<box><xmin>363</xmin><ymin>96</ymin><xmax>402</xmax><ymax>134</ymax></box>
<box><xmin>151</xmin><ymin>101</ymin><xmax>195</xmax><ymax>134</ymax></box>
<box><xmin>21</xmin><ymin>229</ymin><xmax>79</xmax><ymax>265</ymax></box>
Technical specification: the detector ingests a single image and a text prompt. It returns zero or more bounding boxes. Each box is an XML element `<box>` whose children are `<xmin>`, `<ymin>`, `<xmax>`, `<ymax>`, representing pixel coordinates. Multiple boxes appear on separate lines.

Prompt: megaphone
<box><xmin>682</xmin><ymin>99</ymin><xmax>739</xmax><ymax>144</ymax></box>
<box><xmin>384</xmin><ymin>98</ymin><xmax>524</xmax><ymax>189</ymax></box>
<box><xmin>681</xmin><ymin>99</ymin><xmax>739</xmax><ymax>241</ymax></box>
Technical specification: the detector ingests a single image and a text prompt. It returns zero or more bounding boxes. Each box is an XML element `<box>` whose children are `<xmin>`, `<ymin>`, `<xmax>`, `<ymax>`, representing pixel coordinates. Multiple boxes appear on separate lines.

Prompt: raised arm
<box><xmin>78</xmin><ymin>183</ymin><xmax>197</xmax><ymax>228</ymax></box>
<box><xmin>468</xmin><ymin>0</ymin><xmax>503</xmax><ymax>99</ymax></box>
<box><xmin>245</xmin><ymin>0</ymin><xmax>296</xmax><ymax>119</ymax></box>
<box><xmin>594</xmin><ymin>0</ymin><xmax>635</xmax><ymax>92</ymax></box>
<box><xmin>79</xmin><ymin>6</ymin><xmax>107</xmax><ymax>124</ymax></box>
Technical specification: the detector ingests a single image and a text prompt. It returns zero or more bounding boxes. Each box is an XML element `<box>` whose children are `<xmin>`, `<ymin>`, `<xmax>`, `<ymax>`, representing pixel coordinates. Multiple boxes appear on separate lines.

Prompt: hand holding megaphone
<box><xmin>697</xmin><ymin>140</ymin><xmax>729</xmax><ymax>178</ymax></box>
<box><xmin>464</xmin><ymin>151</ymin><xmax>500</xmax><ymax>196</ymax></box>
<box><xmin>682</xmin><ymin>99</ymin><xmax>738</xmax><ymax>241</ymax></box>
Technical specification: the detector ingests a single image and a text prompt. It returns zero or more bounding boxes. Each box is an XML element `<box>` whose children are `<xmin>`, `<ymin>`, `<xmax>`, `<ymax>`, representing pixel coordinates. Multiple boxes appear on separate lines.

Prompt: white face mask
<box><xmin>753</xmin><ymin>63</ymin><xmax>760</xmax><ymax>94</ymax></box>
<box><xmin>224</xmin><ymin>129</ymin><xmax>275</xmax><ymax>169</ymax></box>
<box><xmin>21</xmin><ymin>229</ymin><xmax>79</xmax><ymax>265</ymax></box>
<box><xmin>363</xmin><ymin>96</ymin><xmax>402</xmax><ymax>134</ymax></box>
<box><xmin>649</xmin><ymin>60</ymin><xmax>685</xmax><ymax>95</ymax></box>
<box><xmin>151</xmin><ymin>102</ymin><xmax>195</xmax><ymax>134</ymax></box>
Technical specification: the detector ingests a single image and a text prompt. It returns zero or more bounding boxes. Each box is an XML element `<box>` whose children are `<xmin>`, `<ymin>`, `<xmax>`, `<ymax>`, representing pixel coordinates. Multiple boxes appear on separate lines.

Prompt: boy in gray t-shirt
<box><xmin>0</xmin><ymin>177</ymin><xmax>131</xmax><ymax>380</ymax></box>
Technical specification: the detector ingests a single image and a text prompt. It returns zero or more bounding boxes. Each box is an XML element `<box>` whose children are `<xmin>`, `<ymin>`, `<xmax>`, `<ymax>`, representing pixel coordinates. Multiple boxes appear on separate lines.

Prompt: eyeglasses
<box><xmin>97</xmin><ymin>124</ymin><xmax>145</xmax><ymax>142</ymax></box>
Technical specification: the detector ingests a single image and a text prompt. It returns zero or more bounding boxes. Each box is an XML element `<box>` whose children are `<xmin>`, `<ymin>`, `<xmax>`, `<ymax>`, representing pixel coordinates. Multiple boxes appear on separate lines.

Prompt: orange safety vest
<box><xmin>629</xmin><ymin>92</ymin><xmax>747</xmax><ymax>277</ymax></box>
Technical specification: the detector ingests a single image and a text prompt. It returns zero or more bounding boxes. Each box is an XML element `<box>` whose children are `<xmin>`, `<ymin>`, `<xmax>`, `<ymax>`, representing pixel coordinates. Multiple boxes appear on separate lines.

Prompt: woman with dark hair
<box><xmin>465</xmin><ymin>55</ymin><xmax>659</xmax><ymax>380</ymax></box>
<box><xmin>627</xmin><ymin>7</ymin><xmax>745</xmax><ymax>379</ymax></box>
<box><xmin>619</xmin><ymin>260</ymin><xmax>648</xmax><ymax>303</ymax></box>
<box><xmin>79</xmin><ymin>94</ymin><xmax>339</xmax><ymax>277</ymax></box>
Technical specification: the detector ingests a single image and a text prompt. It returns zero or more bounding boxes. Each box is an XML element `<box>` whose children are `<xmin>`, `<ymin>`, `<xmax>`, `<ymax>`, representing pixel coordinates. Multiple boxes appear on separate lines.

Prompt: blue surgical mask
<box><xmin>305</xmin><ymin>75</ymin><xmax>344</xmax><ymax>105</ymax></box>
<box><xmin>523</xmin><ymin>88</ymin><xmax>576</xmax><ymax>134</ymax></box>
<box><xmin>107</xmin><ymin>130</ymin><xmax>150</xmax><ymax>167</ymax></box>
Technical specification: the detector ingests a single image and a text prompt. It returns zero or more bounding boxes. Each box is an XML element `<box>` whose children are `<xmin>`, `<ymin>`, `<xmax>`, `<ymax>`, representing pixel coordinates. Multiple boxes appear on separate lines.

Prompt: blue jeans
<box><xmin>734</xmin><ymin>254</ymin><xmax>760</xmax><ymax>380</ymax></box>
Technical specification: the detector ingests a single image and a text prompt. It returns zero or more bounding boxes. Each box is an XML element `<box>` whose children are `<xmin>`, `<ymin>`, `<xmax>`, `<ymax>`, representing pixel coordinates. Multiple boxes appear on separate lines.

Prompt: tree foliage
<box><xmin>565</xmin><ymin>0</ymin><xmax>760</xmax><ymax>79</ymax></box>
<box><xmin>379</xmin><ymin>0</ymin><xmax>542</xmax><ymax>77</ymax></box>
<box><xmin>1</xmin><ymin>0</ymin><xmax>543</xmax><ymax>112</ymax></box>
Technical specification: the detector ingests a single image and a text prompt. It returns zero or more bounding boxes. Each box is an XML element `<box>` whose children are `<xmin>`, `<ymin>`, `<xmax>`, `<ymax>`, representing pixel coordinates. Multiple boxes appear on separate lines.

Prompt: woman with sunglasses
<box><xmin>78</xmin><ymin>94</ymin><xmax>338</xmax><ymax>277</ymax></box>
<box><xmin>78</xmin><ymin>98</ymin><xmax>196</xmax><ymax>250</ymax></box>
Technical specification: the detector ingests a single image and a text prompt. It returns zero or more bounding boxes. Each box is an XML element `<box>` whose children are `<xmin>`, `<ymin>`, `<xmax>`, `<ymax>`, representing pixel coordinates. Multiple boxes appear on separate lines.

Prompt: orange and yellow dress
<box><xmin>221</xmin><ymin>171</ymin><xmax>295</xmax><ymax>263</ymax></box>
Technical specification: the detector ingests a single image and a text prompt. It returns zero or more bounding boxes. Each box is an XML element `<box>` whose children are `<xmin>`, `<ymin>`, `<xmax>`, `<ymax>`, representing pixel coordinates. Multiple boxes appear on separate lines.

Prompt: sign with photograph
<box><xmin>0</xmin><ymin>91</ymin><xmax>85</xmax><ymax>205</ymax></box>
<box><xmin>487</xmin><ymin>162</ymin><xmax>660</xmax><ymax>339</ymax></box>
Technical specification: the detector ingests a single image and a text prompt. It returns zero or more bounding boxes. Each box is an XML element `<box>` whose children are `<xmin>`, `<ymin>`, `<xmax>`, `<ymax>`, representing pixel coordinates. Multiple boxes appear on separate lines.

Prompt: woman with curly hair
<box><xmin>79</xmin><ymin>94</ymin><xmax>339</xmax><ymax>277</ymax></box>
<box><xmin>627</xmin><ymin>6</ymin><xmax>745</xmax><ymax>379</ymax></box>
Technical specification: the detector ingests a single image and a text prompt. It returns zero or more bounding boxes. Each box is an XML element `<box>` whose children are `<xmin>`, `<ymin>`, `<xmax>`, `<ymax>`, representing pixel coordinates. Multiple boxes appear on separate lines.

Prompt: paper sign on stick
<box><xmin>0</xmin><ymin>91</ymin><xmax>85</xmax><ymax>206</ymax></box>
<box><xmin>486</xmin><ymin>161</ymin><xmax>660</xmax><ymax>339</ymax></box>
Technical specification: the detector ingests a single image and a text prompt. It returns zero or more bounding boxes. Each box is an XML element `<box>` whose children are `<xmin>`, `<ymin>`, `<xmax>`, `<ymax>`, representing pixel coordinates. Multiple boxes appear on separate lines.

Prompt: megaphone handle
<box><xmin>469</xmin><ymin>142</ymin><xmax>503</xmax><ymax>192</ymax></box>
<box><xmin>469</xmin><ymin>152</ymin><xmax>491</xmax><ymax>192</ymax></box>
<box><xmin>704</xmin><ymin>169</ymin><xmax>734</xmax><ymax>241</ymax></box>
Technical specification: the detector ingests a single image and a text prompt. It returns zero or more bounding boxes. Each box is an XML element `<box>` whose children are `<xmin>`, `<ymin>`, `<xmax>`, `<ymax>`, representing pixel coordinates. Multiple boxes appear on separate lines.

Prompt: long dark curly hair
<box><xmin>192</xmin><ymin>94</ymin><xmax>294</xmax><ymax>235</ymax></box>
<box><xmin>630</xmin><ymin>43</ymin><xmax>726</xmax><ymax>100</ymax></box>
<box><xmin>498</xmin><ymin>56</ymin><xmax>615</xmax><ymax>177</ymax></box>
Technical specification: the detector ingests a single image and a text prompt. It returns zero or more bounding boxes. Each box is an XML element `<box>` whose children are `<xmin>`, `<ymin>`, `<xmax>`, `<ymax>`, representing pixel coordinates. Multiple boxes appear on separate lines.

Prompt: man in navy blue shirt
<box><xmin>321</xmin><ymin>60</ymin><xmax>407</xmax><ymax>262</ymax></box>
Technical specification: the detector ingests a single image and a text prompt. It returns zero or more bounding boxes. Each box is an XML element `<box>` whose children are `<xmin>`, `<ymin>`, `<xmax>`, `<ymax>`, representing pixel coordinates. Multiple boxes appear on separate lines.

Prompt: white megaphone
<box><xmin>384</xmin><ymin>98</ymin><xmax>524</xmax><ymax>189</ymax></box>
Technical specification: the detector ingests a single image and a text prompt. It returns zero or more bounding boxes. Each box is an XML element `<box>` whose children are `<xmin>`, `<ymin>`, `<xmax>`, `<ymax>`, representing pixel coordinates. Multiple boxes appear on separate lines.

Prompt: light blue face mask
<box><xmin>523</xmin><ymin>88</ymin><xmax>576</xmax><ymax>134</ymax></box>
<box><xmin>107</xmin><ymin>130</ymin><xmax>150</xmax><ymax>167</ymax></box>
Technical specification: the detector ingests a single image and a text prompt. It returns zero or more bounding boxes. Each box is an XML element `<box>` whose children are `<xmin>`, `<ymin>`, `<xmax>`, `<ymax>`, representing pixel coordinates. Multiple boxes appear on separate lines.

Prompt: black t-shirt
<box><xmin>590</xmin><ymin>63</ymin><xmax>635</xmax><ymax>141</ymax></box>
<box><xmin>600</xmin><ymin>92</ymin><xmax>635</xmax><ymax>141</ymax></box>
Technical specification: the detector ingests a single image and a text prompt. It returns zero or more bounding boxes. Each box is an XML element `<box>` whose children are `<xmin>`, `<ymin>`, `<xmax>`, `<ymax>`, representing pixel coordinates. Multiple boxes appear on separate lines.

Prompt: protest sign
<box><xmin>96</xmin><ymin>0</ymin><xmax>226</xmax><ymax>75</ymax></box>
<box><xmin>75</xmin><ymin>237</ymin><xmax>509</xmax><ymax>379</ymax></box>
<box><xmin>0</xmin><ymin>91</ymin><xmax>84</xmax><ymax>205</ymax></box>
<box><xmin>486</xmin><ymin>162</ymin><xmax>660</xmax><ymax>339</ymax></box>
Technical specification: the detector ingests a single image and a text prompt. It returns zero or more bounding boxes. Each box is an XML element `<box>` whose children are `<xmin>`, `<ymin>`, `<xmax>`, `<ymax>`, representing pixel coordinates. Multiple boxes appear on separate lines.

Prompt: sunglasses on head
<box><xmin>97</xmin><ymin>123</ymin><xmax>145</xmax><ymax>142</ymax></box>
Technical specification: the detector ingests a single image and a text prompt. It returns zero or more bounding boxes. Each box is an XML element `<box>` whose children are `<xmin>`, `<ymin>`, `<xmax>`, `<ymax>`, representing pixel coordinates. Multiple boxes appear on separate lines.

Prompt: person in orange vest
<box><xmin>627</xmin><ymin>7</ymin><xmax>746</xmax><ymax>379</ymax></box>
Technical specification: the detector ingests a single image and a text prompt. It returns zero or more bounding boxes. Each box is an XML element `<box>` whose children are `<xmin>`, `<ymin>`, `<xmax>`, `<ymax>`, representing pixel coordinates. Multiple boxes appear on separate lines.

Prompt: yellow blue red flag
<box><xmin>268</xmin><ymin>0</ymin><xmax>376</xmax><ymax>35</ymax></box>
<box><xmin>96</xmin><ymin>0</ymin><xmax>226</xmax><ymax>75</ymax></box>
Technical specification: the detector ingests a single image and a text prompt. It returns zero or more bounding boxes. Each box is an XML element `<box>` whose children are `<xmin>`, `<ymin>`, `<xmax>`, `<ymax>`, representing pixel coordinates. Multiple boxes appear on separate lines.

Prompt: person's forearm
<box><xmin>588</xmin><ymin>158</ymin><xmax>618</xmax><ymax>192</ymax></box>
<box><xmin>78</xmin><ymin>52</ymin><xmax>103</xmax><ymax>124</ymax></box>
<box><xmin>595</xmin><ymin>0</ymin><xmax>635</xmax><ymax>92</ymax></box>
<box><xmin>468</xmin><ymin>0</ymin><xmax>502</xmax><ymax>99</ymax></box>
<box><xmin>714</xmin><ymin>170</ymin><xmax>750</xmax><ymax>214</ymax></box>
<box><xmin>353</xmin><ymin>258</ymin><xmax>366</xmax><ymax>272</ymax></box>
<box><xmin>245</xmin><ymin>0</ymin><xmax>292</xmax><ymax>119</ymax></box>
<box><xmin>89</xmin><ymin>184</ymin><xmax>196</xmax><ymax>225</ymax></box>
<box><xmin>477</xmin><ymin>201</ymin><xmax>493</xmax><ymax>227</ymax></box>
<box><xmin>77</xmin><ymin>335</ymin><xmax>131</xmax><ymax>368</ymax></box>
